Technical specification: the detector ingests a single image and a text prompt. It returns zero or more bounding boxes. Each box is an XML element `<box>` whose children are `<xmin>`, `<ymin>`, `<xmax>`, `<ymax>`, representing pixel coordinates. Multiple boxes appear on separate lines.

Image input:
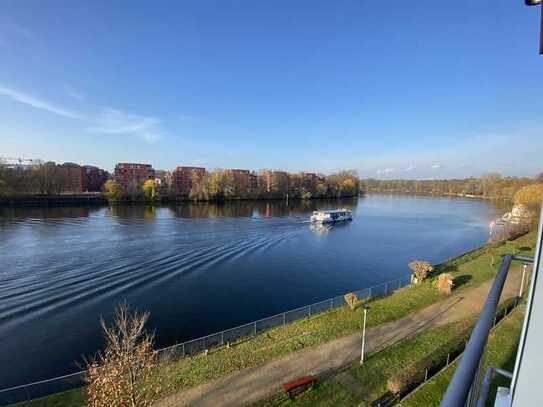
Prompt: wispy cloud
<box><xmin>88</xmin><ymin>108</ymin><xmax>163</xmax><ymax>144</ymax></box>
<box><xmin>65</xmin><ymin>85</ymin><xmax>84</xmax><ymax>101</ymax></box>
<box><xmin>405</xmin><ymin>165</ymin><xmax>416</xmax><ymax>172</ymax></box>
<box><xmin>0</xmin><ymin>84</ymin><xmax>84</xmax><ymax>119</ymax></box>
<box><xmin>376</xmin><ymin>167</ymin><xmax>396</xmax><ymax>175</ymax></box>
<box><xmin>431</xmin><ymin>163</ymin><xmax>442</xmax><ymax>169</ymax></box>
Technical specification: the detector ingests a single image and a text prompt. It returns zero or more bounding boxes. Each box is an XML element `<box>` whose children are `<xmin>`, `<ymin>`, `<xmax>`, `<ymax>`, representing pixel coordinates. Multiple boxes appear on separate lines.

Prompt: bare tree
<box><xmin>86</xmin><ymin>303</ymin><xmax>158</xmax><ymax>407</ymax></box>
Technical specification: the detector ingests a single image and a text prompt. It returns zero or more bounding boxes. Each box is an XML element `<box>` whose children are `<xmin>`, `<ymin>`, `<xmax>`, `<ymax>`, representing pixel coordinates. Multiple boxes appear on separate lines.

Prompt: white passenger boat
<box><xmin>310</xmin><ymin>209</ymin><xmax>352</xmax><ymax>223</ymax></box>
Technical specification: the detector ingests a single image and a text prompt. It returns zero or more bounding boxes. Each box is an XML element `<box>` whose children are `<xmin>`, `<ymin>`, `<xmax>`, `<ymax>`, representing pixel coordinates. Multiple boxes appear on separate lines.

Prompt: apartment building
<box><xmin>173</xmin><ymin>166</ymin><xmax>206</xmax><ymax>196</ymax></box>
<box><xmin>114</xmin><ymin>163</ymin><xmax>155</xmax><ymax>192</ymax></box>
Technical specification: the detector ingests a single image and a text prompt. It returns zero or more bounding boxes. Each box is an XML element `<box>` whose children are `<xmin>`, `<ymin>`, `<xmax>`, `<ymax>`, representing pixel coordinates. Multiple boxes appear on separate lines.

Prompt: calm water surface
<box><xmin>0</xmin><ymin>195</ymin><xmax>503</xmax><ymax>387</ymax></box>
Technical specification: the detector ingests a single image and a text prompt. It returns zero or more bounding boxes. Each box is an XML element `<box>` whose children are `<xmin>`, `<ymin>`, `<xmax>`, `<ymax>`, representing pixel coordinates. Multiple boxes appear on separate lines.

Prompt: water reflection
<box><xmin>0</xmin><ymin>206</ymin><xmax>98</xmax><ymax>220</ymax></box>
<box><xmin>309</xmin><ymin>219</ymin><xmax>352</xmax><ymax>235</ymax></box>
<box><xmin>165</xmin><ymin>198</ymin><xmax>358</xmax><ymax>219</ymax></box>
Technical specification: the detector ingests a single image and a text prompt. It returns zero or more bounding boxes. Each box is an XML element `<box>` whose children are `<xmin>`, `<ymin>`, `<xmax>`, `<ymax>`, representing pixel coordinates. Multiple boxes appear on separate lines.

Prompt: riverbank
<box><xmin>10</xmin><ymin>230</ymin><xmax>537</xmax><ymax>407</ymax></box>
<box><xmin>0</xmin><ymin>193</ymin><xmax>360</xmax><ymax>207</ymax></box>
<box><xmin>0</xmin><ymin>194</ymin><xmax>107</xmax><ymax>207</ymax></box>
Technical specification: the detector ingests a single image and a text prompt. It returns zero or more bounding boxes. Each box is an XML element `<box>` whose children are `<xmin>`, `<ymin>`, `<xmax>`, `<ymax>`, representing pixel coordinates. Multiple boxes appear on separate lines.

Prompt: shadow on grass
<box><xmin>454</xmin><ymin>275</ymin><xmax>473</xmax><ymax>289</ymax></box>
<box><xmin>433</xmin><ymin>264</ymin><xmax>458</xmax><ymax>277</ymax></box>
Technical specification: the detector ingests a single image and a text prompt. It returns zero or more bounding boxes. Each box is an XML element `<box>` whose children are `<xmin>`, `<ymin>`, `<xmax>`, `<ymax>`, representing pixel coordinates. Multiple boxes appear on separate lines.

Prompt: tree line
<box><xmin>106</xmin><ymin>169</ymin><xmax>361</xmax><ymax>202</ymax></box>
<box><xmin>360</xmin><ymin>172</ymin><xmax>543</xmax><ymax>202</ymax></box>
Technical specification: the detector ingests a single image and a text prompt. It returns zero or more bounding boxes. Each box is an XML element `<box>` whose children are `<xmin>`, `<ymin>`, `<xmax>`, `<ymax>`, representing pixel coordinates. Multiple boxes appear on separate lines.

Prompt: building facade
<box><xmin>260</xmin><ymin>170</ymin><xmax>289</xmax><ymax>195</ymax></box>
<box><xmin>226</xmin><ymin>169</ymin><xmax>251</xmax><ymax>196</ymax></box>
<box><xmin>114</xmin><ymin>163</ymin><xmax>155</xmax><ymax>193</ymax></box>
<box><xmin>58</xmin><ymin>163</ymin><xmax>86</xmax><ymax>194</ymax></box>
<box><xmin>173</xmin><ymin>166</ymin><xmax>206</xmax><ymax>196</ymax></box>
<box><xmin>83</xmin><ymin>165</ymin><xmax>109</xmax><ymax>192</ymax></box>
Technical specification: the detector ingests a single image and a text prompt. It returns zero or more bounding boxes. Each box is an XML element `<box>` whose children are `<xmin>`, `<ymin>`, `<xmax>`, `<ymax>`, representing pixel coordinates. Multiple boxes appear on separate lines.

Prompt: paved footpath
<box><xmin>156</xmin><ymin>266</ymin><xmax>528</xmax><ymax>407</ymax></box>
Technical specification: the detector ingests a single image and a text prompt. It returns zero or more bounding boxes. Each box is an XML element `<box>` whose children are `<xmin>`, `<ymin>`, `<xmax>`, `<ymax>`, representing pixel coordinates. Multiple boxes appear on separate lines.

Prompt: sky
<box><xmin>0</xmin><ymin>1</ymin><xmax>541</xmax><ymax>179</ymax></box>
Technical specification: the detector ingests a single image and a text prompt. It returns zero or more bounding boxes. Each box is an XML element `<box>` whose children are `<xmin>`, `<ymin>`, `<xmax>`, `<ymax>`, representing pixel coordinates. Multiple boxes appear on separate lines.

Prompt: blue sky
<box><xmin>0</xmin><ymin>1</ymin><xmax>541</xmax><ymax>179</ymax></box>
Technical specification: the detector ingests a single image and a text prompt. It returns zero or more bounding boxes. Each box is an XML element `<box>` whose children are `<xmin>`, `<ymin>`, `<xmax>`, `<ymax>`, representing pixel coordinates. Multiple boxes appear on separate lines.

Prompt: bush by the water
<box><xmin>344</xmin><ymin>292</ymin><xmax>358</xmax><ymax>311</ymax></box>
<box><xmin>408</xmin><ymin>261</ymin><xmax>434</xmax><ymax>283</ymax></box>
<box><xmin>86</xmin><ymin>303</ymin><xmax>159</xmax><ymax>407</ymax></box>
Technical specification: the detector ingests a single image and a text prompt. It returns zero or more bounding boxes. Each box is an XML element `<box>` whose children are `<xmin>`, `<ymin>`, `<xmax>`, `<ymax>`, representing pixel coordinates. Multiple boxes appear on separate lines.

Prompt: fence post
<box><xmin>283</xmin><ymin>312</ymin><xmax>286</xmax><ymax>326</ymax></box>
<box><xmin>493</xmin><ymin>315</ymin><xmax>497</xmax><ymax>326</ymax></box>
<box><xmin>254</xmin><ymin>322</ymin><xmax>257</xmax><ymax>336</ymax></box>
<box><xmin>447</xmin><ymin>353</ymin><xmax>450</xmax><ymax>366</ymax></box>
<box><xmin>308</xmin><ymin>305</ymin><xmax>311</xmax><ymax>318</ymax></box>
<box><xmin>221</xmin><ymin>331</ymin><xmax>224</xmax><ymax>346</ymax></box>
<box><xmin>369</xmin><ymin>287</ymin><xmax>372</xmax><ymax>298</ymax></box>
<box><xmin>425</xmin><ymin>368</ymin><xmax>429</xmax><ymax>382</ymax></box>
<box><xmin>331</xmin><ymin>297</ymin><xmax>334</xmax><ymax>308</ymax></box>
<box><xmin>384</xmin><ymin>282</ymin><xmax>388</xmax><ymax>295</ymax></box>
<box><xmin>182</xmin><ymin>342</ymin><xmax>185</xmax><ymax>357</ymax></box>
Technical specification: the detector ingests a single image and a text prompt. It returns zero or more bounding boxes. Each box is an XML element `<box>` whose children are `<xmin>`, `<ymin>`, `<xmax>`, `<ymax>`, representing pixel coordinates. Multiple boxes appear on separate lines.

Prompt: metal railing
<box><xmin>0</xmin><ymin>273</ymin><xmax>413</xmax><ymax>405</ymax></box>
<box><xmin>440</xmin><ymin>254</ymin><xmax>534</xmax><ymax>407</ymax></box>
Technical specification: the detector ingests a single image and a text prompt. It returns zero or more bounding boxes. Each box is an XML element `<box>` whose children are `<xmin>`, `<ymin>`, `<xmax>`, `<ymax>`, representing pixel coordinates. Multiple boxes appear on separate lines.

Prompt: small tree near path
<box><xmin>344</xmin><ymin>292</ymin><xmax>358</xmax><ymax>311</ymax></box>
<box><xmin>408</xmin><ymin>261</ymin><xmax>433</xmax><ymax>284</ymax></box>
<box><xmin>436</xmin><ymin>273</ymin><xmax>455</xmax><ymax>295</ymax></box>
<box><xmin>86</xmin><ymin>303</ymin><xmax>158</xmax><ymax>407</ymax></box>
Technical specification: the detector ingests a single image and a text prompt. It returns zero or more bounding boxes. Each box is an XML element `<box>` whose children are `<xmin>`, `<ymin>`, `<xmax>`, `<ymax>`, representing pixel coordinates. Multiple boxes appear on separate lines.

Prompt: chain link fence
<box><xmin>0</xmin><ymin>273</ymin><xmax>413</xmax><ymax>406</ymax></box>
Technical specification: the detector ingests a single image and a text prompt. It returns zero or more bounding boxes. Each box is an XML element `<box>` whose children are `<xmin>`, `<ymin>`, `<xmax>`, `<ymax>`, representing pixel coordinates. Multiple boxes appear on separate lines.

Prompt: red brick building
<box><xmin>249</xmin><ymin>171</ymin><xmax>258</xmax><ymax>193</ymax></box>
<box><xmin>83</xmin><ymin>165</ymin><xmax>109</xmax><ymax>192</ymax></box>
<box><xmin>173</xmin><ymin>166</ymin><xmax>206</xmax><ymax>196</ymax></box>
<box><xmin>260</xmin><ymin>170</ymin><xmax>289</xmax><ymax>195</ymax></box>
<box><xmin>114</xmin><ymin>163</ymin><xmax>155</xmax><ymax>193</ymax></box>
<box><xmin>226</xmin><ymin>169</ymin><xmax>251</xmax><ymax>196</ymax></box>
<box><xmin>58</xmin><ymin>162</ymin><xmax>86</xmax><ymax>193</ymax></box>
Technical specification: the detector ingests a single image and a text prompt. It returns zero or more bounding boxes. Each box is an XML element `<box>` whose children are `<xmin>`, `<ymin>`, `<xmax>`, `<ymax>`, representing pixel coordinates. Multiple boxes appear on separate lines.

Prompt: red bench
<box><xmin>283</xmin><ymin>375</ymin><xmax>317</xmax><ymax>398</ymax></box>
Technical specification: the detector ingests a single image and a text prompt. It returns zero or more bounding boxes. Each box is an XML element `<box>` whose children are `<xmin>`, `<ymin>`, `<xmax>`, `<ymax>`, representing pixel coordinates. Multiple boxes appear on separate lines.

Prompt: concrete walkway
<box><xmin>156</xmin><ymin>266</ymin><xmax>528</xmax><ymax>407</ymax></box>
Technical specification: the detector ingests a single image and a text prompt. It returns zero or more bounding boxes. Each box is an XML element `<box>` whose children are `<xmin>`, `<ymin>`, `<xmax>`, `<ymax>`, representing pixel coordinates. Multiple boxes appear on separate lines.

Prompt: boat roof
<box><xmin>314</xmin><ymin>208</ymin><xmax>351</xmax><ymax>214</ymax></box>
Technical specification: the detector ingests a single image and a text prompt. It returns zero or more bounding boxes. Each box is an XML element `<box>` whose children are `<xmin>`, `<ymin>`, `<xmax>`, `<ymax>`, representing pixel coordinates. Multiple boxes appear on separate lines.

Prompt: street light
<box><xmin>525</xmin><ymin>0</ymin><xmax>543</xmax><ymax>54</ymax></box>
<box><xmin>360</xmin><ymin>304</ymin><xmax>369</xmax><ymax>365</ymax></box>
<box><xmin>519</xmin><ymin>263</ymin><xmax>528</xmax><ymax>298</ymax></box>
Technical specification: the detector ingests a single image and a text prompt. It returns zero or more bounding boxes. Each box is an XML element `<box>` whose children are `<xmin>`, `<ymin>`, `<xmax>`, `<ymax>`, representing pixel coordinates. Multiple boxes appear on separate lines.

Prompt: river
<box><xmin>0</xmin><ymin>194</ymin><xmax>504</xmax><ymax>388</ymax></box>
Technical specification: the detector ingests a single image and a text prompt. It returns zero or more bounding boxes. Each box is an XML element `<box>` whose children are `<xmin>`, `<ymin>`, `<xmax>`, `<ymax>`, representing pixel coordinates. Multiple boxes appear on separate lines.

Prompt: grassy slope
<box><xmin>252</xmin><ymin>319</ymin><xmax>475</xmax><ymax>407</ymax></box>
<box><xmin>253</xmin><ymin>307</ymin><xmax>524</xmax><ymax>407</ymax></box>
<box><xmin>401</xmin><ymin>306</ymin><xmax>524</xmax><ymax>407</ymax></box>
<box><xmin>14</xmin><ymin>232</ymin><xmax>536</xmax><ymax>407</ymax></box>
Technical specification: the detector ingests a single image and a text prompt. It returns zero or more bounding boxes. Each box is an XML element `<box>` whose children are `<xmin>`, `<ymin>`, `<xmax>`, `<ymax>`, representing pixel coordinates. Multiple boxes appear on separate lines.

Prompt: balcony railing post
<box><xmin>441</xmin><ymin>255</ymin><xmax>513</xmax><ymax>407</ymax></box>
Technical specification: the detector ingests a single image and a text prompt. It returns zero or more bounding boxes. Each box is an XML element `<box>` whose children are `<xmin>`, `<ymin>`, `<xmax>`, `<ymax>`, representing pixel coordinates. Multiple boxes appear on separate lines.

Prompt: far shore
<box><xmin>0</xmin><ymin>193</ymin><xmax>361</xmax><ymax>208</ymax></box>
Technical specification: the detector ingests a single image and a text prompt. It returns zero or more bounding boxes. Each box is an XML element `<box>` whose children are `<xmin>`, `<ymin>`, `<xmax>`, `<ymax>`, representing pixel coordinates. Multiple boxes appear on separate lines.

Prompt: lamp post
<box><xmin>519</xmin><ymin>264</ymin><xmax>528</xmax><ymax>298</ymax></box>
<box><xmin>360</xmin><ymin>305</ymin><xmax>369</xmax><ymax>365</ymax></box>
<box><xmin>525</xmin><ymin>0</ymin><xmax>543</xmax><ymax>54</ymax></box>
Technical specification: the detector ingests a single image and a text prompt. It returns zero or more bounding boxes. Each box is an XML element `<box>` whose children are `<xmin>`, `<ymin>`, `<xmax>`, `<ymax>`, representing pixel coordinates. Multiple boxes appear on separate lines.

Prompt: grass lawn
<box><xmin>401</xmin><ymin>306</ymin><xmax>524</xmax><ymax>407</ymax></box>
<box><xmin>251</xmin><ymin>318</ymin><xmax>474</xmax><ymax>407</ymax></box>
<box><xmin>13</xmin><ymin>232</ymin><xmax>537</xmax><ymax>407</ymax></box>
<box><xmin>253</xmin><ymin>306</ymin><xmax>524</xmax><ymax>407</ymax></box>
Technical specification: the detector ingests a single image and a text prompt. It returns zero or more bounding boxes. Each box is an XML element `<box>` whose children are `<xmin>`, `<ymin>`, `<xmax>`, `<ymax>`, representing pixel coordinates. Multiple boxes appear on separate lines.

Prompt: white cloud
<box><xmin>0</xmin><ymin>85</ymin><xmax>84</xmax><ymax>119</ymax></box>
<box><xmin>405</xmin><ymin>165</ymin><xmax>416</xmax><ymax>172</ymax></box>
<box><xmin>431</xmin><ymin>164</ymin><xmax>442</xmax><ymax>169</ymax></box>
<box><xmin>65</xmin><ymin>85</ymin><xmax>84</xmax><ymax>101</ymax></box>
<box><xmin>376</xmin><ymin>167</ymin><xmax>396</xmax><ymax>175</ymax></box>
<box><xmin>88</xmin><ymin>107</ymin><xmax>163</xmax><ymax>144</ymax></box>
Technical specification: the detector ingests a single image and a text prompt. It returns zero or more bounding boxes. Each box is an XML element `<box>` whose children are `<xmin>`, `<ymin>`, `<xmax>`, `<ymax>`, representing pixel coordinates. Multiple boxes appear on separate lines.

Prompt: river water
<box><xmin>0</xmin><ymin>195</ymin><xmax>503</xmax><ymax>388</ymax></box>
